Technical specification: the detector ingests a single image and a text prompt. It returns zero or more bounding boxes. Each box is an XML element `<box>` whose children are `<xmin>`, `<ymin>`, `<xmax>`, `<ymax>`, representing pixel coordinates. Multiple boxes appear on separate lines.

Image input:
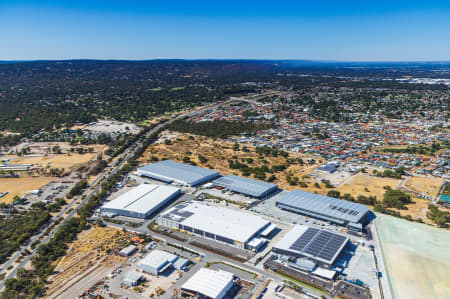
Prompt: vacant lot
<box><xmin>3</xmin><ymin>142</ymin><xmax>105</xmax><ymax>155</ymax></box>
<box><xmin>376</xmin><ymin>214</ymin><xmax>450</xmax><ymax>299</ymax></box>
<box><xmin>7</xmin><ymin>152</ymin><xmax>98</xmax><ymax>170</ymax></box>
<box><xmin>45</xmin><ymin>226</ymin><xmax>133</xmax><ymax>297</ymax></box>
<box><xmin>405</xmin><ymin>176</ymin><xmax>443</xmax><ymax>197</ymax></box>
<box><xmin>0</xmin><ymin>177</ymin><xmax>57</xmax><ymax>204</ymax></box>
<box><xmin>337</xmin><ymin>173</ymin><xmax>400</xmax><ymax>201</ymax></box>
<box><xmin>140</xmin><ymin>133</ymin><xmax>318</xmax><ymax>191</ymax></box>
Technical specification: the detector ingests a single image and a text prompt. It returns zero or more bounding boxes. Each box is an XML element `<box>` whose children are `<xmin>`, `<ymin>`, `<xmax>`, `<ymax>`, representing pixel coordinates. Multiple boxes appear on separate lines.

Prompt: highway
<box><xmin>0</xmin><ymin>97</ymin><xmax>237</xmax><ymax>291</ymax></box>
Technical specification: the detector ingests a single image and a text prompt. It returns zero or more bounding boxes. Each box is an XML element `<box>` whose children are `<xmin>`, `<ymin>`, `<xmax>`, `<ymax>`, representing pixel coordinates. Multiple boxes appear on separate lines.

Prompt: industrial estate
<box><xmin>0</xmin><ymin>60</ymin><xmax>449</xmax><ymax>299</ymax></box>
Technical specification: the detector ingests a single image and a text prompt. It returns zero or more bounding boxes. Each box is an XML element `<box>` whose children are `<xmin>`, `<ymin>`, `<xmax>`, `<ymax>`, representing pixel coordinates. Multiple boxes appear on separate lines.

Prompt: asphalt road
<box><xmin>0</xmin><ymin>98</ymin><xmax>234</xmax><ymax>291</ymax></box>
<box><xmin>103</xmin><ymin>220</ymin><xmax>331</xmax><ymax>299</ymax></box>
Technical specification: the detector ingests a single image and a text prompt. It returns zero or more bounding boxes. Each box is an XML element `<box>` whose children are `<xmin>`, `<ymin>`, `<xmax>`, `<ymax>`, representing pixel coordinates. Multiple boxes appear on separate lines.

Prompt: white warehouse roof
<box><xmin>138</xmin><ymin>250</ymin><xmax>178</xmax><ymax>273</ymax></box>
<box><xmin>182</xmin><ymin>268</ymin><xmax>234</xmax><ymax>299</ymax></box>
<box><xmin>101</xmin><ymin>184</ymin><xmax>180</xmax><ymax>218</ymax></box>
<box><xmin>137</xmin><ymin>160</ymin><xmax>220</xmax><ymax>186</ymax></box>
<box><xmin>160</xmin><ymin>201</ymin><xmax>270</xmax><ymax>244</ymax></box>
<box><xmin>213</xmin><ymin>174</ymin><xmax>278</xmax><ymax>198</ymax></box>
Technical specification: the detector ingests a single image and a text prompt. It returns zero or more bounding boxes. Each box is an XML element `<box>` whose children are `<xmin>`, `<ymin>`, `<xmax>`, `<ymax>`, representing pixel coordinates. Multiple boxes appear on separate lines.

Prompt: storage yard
<box><xmin>45</xmin><ymin>226</ymin><xmax>134</xmax><ymax>298</ymax></box>
<box><xmin>376</xmin><ymin>214</ymin><xmax>450</xmax><ymax>299</ymax></box>
<box><xmin>0</xmin><ymin>176</ymin><xmax>57</xmax><ymax>204</ymax></box>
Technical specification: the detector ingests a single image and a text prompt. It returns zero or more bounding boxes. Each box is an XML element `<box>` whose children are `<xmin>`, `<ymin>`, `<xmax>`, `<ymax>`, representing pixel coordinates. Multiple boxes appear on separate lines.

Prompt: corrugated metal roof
<box><xmin>277</xmin><ymin>190</ymin><xmax>369</xmax><ymax>223</ymax></box>
<box><xmin>138</xmin><ymin>250</ymin><xmax>178</xmax><ymax>269</ymax></box>
<box><xmin>101</xmin><ymin>184</ymin><xmax>180</xmax><ymax>214</ymax></box>
<box><xmin>213</xmin><ymin>174</ymin><xmax>278</xmax><ymax>198</ymax></box>
<box><xmin>138</xmin><ymin>160</ymin><xmax>220</xmax><ymax>185</ymax></box>
<box><xmin>160</xmin><ymin>201</ymin><xmax>270</xmax><ymax>243</ymax></box>
<box><xmin>273</xmin><ymin>224</ymin><xmax>349</xmax><ymax>265</ymax></box>
<box><xmin>182</xmin><ymin>268</ymin><xmax>234</xmax><ymax>299</ymax></box>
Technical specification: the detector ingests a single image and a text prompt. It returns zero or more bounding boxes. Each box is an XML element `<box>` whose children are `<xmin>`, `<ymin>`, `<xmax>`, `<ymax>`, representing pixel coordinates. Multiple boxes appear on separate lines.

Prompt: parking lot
<box><xmin>18</xmin><ymin>179</ymin><xmax>76</xmax><ymax>208</ymax></box>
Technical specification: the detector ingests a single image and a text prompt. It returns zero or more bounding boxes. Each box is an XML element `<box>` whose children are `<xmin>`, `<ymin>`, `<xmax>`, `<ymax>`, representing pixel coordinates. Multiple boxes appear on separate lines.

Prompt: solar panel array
<box><xmin>288</xmin><ymin>227</ymin><xmax>348</xmax><ymax>263</ymax></box>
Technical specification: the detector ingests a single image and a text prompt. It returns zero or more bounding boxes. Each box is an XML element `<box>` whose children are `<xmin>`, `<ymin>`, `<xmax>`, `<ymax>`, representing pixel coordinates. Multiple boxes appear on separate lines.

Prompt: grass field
<box><xmin>337</xmin><ymin>173</ymin><xmax>400</xmax><ymax>201</ymax></box>
<box><xmin>0</xmin><ymin>177</ymin><xmax>57</xmax><ymax>203</ymax></box>
<box><xmin>404</xmin><ymin>176</ymin><xmax>443</xmax><ymax>197</ymax></box>
<box><xmin>140</xmin><ymin>133</ymin><xmax>320</xmax><ymax>191</ymax></box>
<box><xmin>376</xmin><ymin>214</ymin><xmax>450</xmax><ymax>299</ymax></box>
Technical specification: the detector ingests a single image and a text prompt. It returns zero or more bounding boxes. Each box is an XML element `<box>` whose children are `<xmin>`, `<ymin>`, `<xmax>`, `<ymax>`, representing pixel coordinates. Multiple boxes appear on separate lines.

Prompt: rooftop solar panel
<box><xmin>289</xmin><ymin>227</ymin><xmax>318</xmax><ymax>252</ymax></box>
<box><xmin>281</xmin><ymin>225</ymin><xmax>349</xmax><ymax>264</ymax></box>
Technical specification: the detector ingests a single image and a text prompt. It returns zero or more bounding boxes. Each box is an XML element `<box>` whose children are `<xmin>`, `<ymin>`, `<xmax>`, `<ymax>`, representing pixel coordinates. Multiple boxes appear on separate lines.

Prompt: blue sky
<box><xmin>1</xmin><ymin>1</ymin><xmax>450</xmax><ymax>61</ymax></box>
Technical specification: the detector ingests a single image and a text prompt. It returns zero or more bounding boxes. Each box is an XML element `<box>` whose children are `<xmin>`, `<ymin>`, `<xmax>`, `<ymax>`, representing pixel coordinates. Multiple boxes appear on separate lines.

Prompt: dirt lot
<box><xmin>45</xmin><ymin>226</ymin><xmax>134</xmax><ymax>298</ymax></box>
<box><xmin>337</xmin><ymin>173</ymin><xmax>401</xmax><ymax>201</ymax></box>
<box><xmin>376</xmin><ymin>214</ymin><xmax>450</xmax><ymax>299</ymax></box>
<box><xmin>140</xmin><ymin>133</ymin><xmax>318</xmax><ymax>191</ymax></box>
<box><xmin>6</xmin><ymin>152</ymin><xmax>99</xmax><ymax>170</ymax></box>
<box><xmin>0</xmin><ymin>177</ymin><xmax>57</xmax><ymax>204</ymax></box>
<box><xmin>404</xmin><ymin>176</ymin><xmax>444</xmax><ymax>197</ymax></box>
<box><xmin>2</xmin><ymin>142</ymin><xmax>105</xmax><ymax>155</ymax></box>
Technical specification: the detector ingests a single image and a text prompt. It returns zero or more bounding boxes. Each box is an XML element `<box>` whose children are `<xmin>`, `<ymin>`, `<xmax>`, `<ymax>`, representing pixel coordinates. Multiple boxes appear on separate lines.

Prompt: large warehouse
<box><xmin>273</xmin><ymin>224</ymin><xmax>349</xmax><ymax>266</ymax></box>
<box><xmin>137</xmin><ymin>160</ymin><xmax>220</xmax><ymax>186</ymax></box>
<box><xmin>181</xmin><ymin>268</ymin><xmax>234</xmax><ymax>299</ymax></box>
<box><xmin>276</xmin><ymin>190</ymin><xmax>370</xmax><ymax>226</ymax></box>
<box><xmin>100</xmin><ymin>184</ymin><xmax>180</xmax><ymax>218</ymax></box>
<box><xmin>213</xmin><ymin>174</ymin><xmax>278</xmax><ymax>198</ymax></box>
<box><xmin>157</xmin><ymin>201</ymin><xmax>271</xmax><ymax>250</ymax></box>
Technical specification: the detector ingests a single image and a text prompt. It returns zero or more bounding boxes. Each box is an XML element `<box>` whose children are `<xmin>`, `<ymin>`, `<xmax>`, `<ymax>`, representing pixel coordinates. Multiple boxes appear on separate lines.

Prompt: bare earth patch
<box><xmin>0</xmin><ymin>177</ymin><xmax>57</xmax><ymax>204</ymax></box>
<box><xmin>376</xmin><ymin>214</ymin><xmax>450</xmax><ymax>299</ymax></box>
<box><xmin>45</xmin><ymin>226</ymin><xmax>133</xmax><ymax>298</ymax></box>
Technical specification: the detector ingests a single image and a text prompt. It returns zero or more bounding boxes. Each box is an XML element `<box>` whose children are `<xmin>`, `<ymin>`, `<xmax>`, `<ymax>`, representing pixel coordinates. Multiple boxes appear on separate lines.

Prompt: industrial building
<box><xmin>213</xmin><ymin>174</ymin><xmax>278</xmax><ymax>198</ymax></box>
<box><xmin>137</xmin><ymin>160</ymin><xmax>220</xmax><ymax>186</ymax></box>
<box><xmin>276</xmin><ymin>190</ymin><xmax>370</xmax><ymax>227</ymax></box>
<box><xmin>273</xmin><ymin>224</ymin><xmax>349</xmax><ymax>266</ymax></box>
<box><xmin>121</xmin><ymin>272</ymin><xmax>143</xmax><ymax>287</ymax></box>
<box><xmin>100</xmin><ymin>184</ymin><xmax>180</xmax><ymax>219</ymax></box>
<box><xmin>157</xmin><ymin>201</ymin><xmax>271</xmax><ymax>250</ymax></box>
<box><xmin>119</xmin><ymin>245</ymin><xmax>137</xmax><ymax>257</ymax></box>
<box><xmin>181</xmin><ymin>268</ymin><xmax>234</xmax><ymax>299</ymax></box>
<box><xmin>138</xmin><ymin>250</ymin><xmax>179</xmax><ymax>275</ymax></box>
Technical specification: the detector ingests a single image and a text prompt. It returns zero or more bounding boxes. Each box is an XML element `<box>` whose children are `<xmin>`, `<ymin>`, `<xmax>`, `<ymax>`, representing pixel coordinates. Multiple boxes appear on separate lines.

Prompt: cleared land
<box><xmin>7</xmin><ymin>152</ymin><xmax>99</xmax><ymax>170</ymax></box>
<box><xmin>404</xmin><ymin>176</ymin><xmax>443</xmax><ymax>197</ymax></box>
<box><xmin>376</xmin><ymin>214</ymin><xmax>450</xmax><ymax>299</ymax></box>
<box><xmin>337</xmin><ymin>173</ymin><xmax>400</xmax><ymax>201</ymax></box>
<box><xmin>140</xmin><ymin>133</ymin><xmax>318</xmax><ymax>191</ymax></box>
<box><xmin>0</xmin><ymin>177</ymin><xmax>57</xmax><ymax>204</ymax></box>
<box><xmin>45</xmin><ymin>226</ymin><xmax>133</xmax><ymax>298</ymax></box>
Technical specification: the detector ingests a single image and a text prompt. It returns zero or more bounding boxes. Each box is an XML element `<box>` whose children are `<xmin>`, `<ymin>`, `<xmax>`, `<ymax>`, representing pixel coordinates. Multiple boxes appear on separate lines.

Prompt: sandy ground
<box><xmin>45</xmin><ymin>226</ymin><xmax>133</xmax><ymax>298</ymax></box>
<box><xmin>376</xmin><ymin>214</ymin><xmax>450</xmax><ymax>299</ymax></box>
<box><xmin>337</xmin><ymin>173</ymin><xmax>401</xmax><ymax>201</ymax></box>
<box><xmin>2</xmin><ymin>142</ymin><xmax>105</xmax><ymax>155</ymax></box>
<box><xmin>0</xmin><ymin>177</ymin><xmax>57</xmax><ymax>204</ymax></box>
<box><xmin>404</xmin><ymin>176</ymin><xmax>444</xmax><ymax>197</ymax></box>
<box><xmin>7</xmin><ymin>152</ymin><xmax>98</xmax><ymax>170</ymax></box>
<box><xmin>139</xmin><ymin>133</ymin><xmax>317</xmax><ymax>191</ymax></box>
